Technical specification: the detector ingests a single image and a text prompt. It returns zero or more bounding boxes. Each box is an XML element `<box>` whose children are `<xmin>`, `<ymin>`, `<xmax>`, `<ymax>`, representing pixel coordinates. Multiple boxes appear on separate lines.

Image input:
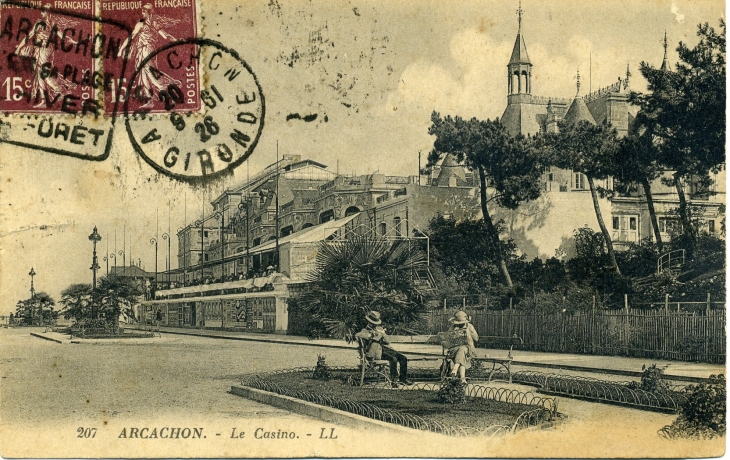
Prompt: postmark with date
<box><xmin>124</xmin><ymin>38</ymin><xmax>264</xmax><ymax>182</ymax></box>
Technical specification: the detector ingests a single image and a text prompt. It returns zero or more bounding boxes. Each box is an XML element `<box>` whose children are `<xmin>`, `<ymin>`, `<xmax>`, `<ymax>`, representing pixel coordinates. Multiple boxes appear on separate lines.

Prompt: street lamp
<box><xmin>28</xmin><ymin>267</ymin><xmax>36</xmax><ymax>299</ymax></box>
<box><xmin>103</xmin><ymin>255</ymin><xmax>109</xmax><ymax>276</ymax></box>
<box><xmin>118</xmin><ymin>250</ymin><xmax>125</xmax><ymax>275</ymax></box>
<box><xmin>162</xmin><ymin>233</ymin><xmax>170</xmax><ymax>287</ymax></box>
<box><xmin>261</xmin><ymin>183</ymin><xmax>279</xmax><ymax>272</ymax></box>
<box><xmin>195</xmin><ymin>219</ymin><xmax>204</xmax><ymax>283</ymax></box>
<box><xmin>28</xmin><ymin>267</ymin><xmax>36</xmax><ymax>325</ymax></box>
<box><xmin>177</xmin><ymin>227</ymin><xmax>186</xmax><ymax>285</ymax></box>
<box><xmin>212</xmin><ymin>211</ymin><xmax>223</xmax><ymax>278</ymax></box>
<box><xmin>89</xmin><ymin>227</ymin><xmax>102</xmax><ymax>290</ymax></box>
<box><xmin>89</xmin><ymin>227</ymin><xmax>102</xmax><ymax>320</ymax></box>
<box><xmin>108</xmin><ymin>253</ymin><xmax>115</xmax><ymax>275</ymax></box>
<box><xmin>150</xmin><ymin>238</ymin><xmax>158</xmax><ymax>285</ymax></box>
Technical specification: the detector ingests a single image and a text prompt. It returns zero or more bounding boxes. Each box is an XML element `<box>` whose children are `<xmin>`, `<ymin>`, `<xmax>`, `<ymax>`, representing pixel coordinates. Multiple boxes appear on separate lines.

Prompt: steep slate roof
<box><xmin>563</xmin><ymin>97</ymin><xmax>596</xmax><ymax>126</ymax></box>
<box><xmin>509</xmin><ymin>32</ymin><xmax>531</xmax><ymax>65</ymax></box>
<box><xmin>434</xmin><ymin>153</ymin><xmax>467</xmax><ymax>186</ymax></box>
<box><xmin>111</xmin><ymin>265</ymin><xmax>153</xmax><ymax>278</ymax></box>
<box><xmin>501</xmin><ymin>101</ymin><xmax>546</xmax><ymax>136</ymax></box>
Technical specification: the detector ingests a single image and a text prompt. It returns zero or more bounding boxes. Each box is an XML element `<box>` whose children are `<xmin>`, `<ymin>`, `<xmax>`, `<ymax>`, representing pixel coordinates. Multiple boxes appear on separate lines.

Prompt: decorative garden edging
<box><xmin>240</xmin><ymin>367</ymin><xmax>560</xmax><ymax>437</ymax></box>
<box><xmin>498</xmin><ymin>370</ymin><xmax>688</xmax><ymax>413</ymax></box>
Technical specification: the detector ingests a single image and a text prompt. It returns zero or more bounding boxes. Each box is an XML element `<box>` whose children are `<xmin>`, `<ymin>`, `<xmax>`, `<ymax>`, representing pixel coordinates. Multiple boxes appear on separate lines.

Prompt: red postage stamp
<box><xmin>0</xmin><ymin>0</ymin><xmax>97</xmax><ymax>113</ymax></box>
<box><xmin>100</xmin><ymin>0</ymin><xmax>200</xmax><ymax>115</ymax></box>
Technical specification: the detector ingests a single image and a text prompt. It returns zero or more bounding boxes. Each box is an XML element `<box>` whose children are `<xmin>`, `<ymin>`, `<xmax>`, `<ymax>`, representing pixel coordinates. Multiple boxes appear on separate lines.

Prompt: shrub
<box><xmin>437</xmin><ymin>378</ymin><xmax>466</xmax><ymax>404</ymax></box>
<box><xmin>628</xmin><ymin>363</ymin><xmax>670</xmax><ymax>393</ymax></box>
<box><xmin>312</xmin><ymin>355</ymin><xmax>332</xmax><ymax>380</ymax></box>
<box><xmin>662</xmin><ymin>374</ymin><xmax>726</xmax><ymax>439</ymax></box>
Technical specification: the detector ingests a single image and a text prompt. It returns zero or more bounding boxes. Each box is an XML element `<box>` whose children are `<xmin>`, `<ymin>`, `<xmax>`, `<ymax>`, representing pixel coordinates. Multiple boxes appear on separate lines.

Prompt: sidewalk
<box><xmin>126</xmin><ymin>325</ymin><xmax>725</xmax><ymax>382</ymax></box>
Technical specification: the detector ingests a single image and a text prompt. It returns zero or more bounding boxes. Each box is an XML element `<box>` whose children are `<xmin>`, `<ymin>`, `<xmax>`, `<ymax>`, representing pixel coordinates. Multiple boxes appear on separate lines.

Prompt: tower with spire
<box><xmin>660</xmin><ymin>31</ymin><xmax>670</xmax><ymax>71</ymax></box>
<box><xmin>507</xmin><ymin>1</ymin><xmax>532</xmax><ymax>97</ymax></box>
<box><xmin>500</xmin><ymin>1</ymin><xmax>631</xmax><ymax>138</ymax></box>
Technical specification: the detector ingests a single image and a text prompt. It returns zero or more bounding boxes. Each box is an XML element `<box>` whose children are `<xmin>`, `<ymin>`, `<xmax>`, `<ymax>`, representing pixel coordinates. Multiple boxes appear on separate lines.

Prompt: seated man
<box><xmin>355</xmin><ymin>311</ymin><xmax>413</xmax><ymax>387</ymax></box>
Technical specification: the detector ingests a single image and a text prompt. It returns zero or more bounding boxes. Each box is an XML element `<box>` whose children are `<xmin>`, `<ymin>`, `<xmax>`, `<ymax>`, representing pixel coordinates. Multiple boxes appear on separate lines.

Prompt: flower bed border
<box><xmin>239</xmin><ymin>367</ymin><xmax>560</xmax><ymax>437</ymax></box>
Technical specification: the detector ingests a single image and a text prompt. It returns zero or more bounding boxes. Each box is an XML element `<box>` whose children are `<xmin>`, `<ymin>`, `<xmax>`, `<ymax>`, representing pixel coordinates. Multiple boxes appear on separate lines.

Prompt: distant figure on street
<box><xmin>355</xmin><ymin>311</ymin><xmax>413</xmax><ymax>387</ymax></box>
<box><xmin>154</xmin><ymin>309</ymin><xmax>162</xmax><ymax>331</ymax></box>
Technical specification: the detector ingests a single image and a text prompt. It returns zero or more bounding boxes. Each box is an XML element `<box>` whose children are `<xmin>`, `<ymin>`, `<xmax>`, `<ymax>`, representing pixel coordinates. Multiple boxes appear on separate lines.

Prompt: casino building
<box><xmin>139</xmin><ymin>9</ymin><xmax>724</xmax><ymax>332</ymax></box>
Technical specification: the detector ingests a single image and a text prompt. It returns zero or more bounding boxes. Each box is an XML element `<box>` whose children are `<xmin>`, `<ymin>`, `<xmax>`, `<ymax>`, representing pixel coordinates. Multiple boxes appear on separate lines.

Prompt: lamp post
<box><xmin>109</xmin><ymin>253</ymin><xmax>115</xmax><ymax>275</ymax></box>
<box><xmin>162</xmin><ymin>233</ymin><xmax>170</xmax><ymax>287</ymax></box>
<box><xmin>28</xmin><ymin>267</ymin><xmax>36</xmax><ymax>299</ymax></box>
<box><xmin>195</xmin><ymin>219</ymin><xmax>204</xmax><ymax>283</ymax></box>
<box><xmin>103</xmin><ymin>256</ymin><xmax>109</xmax><ymax>276</ymax></box>
<box><xmin>150</xmin><ymin>238</ymin><xmax>158</xmax><ymax>285</ymax></box>
<box><xmin>177</xmin><ymin>227</ymin><xmax>186</xmax><ymax>285</ymax></box>
<box><xmin>28</xmin><ymin>267</ymin><xmax>36</xmax><ymax>325</ymax></box>
<box><xmin>212</xmin><ymin>211</ymin><xmax>223</xmax><ymax>277</ymax></box>
<box><xmin>118</xmin><ymin>250</ymin><xmax>125</xmax><ymax>275</ymax></box>
<box><xmin>89</xmin><ymin>227</ymin><xmax>102</xmax><ymax>320</ymax></box>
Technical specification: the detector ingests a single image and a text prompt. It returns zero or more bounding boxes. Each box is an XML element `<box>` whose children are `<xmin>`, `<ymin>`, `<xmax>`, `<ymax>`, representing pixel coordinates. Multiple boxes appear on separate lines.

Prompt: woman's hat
<box><xmin>365</xmin><ymin>311</ymin><xmax>382</xmax><ymax>325</ymax></box>
<box><xmin>449</xmin><ymin>310</ymin><xmax>469</xmax><ymax>324</ymax></box>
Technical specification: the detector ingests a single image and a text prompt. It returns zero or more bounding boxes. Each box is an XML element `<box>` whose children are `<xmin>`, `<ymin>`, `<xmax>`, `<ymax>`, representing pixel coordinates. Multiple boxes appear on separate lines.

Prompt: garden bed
<box><xmin>496</xmin><ymin>370</ymin><xmax>689</xmax><ymax>413</ymax></box>
<box><xmin>241</xmin><ymin>368</ymin><xmax>559</xmax><ymax>436</ymax></box>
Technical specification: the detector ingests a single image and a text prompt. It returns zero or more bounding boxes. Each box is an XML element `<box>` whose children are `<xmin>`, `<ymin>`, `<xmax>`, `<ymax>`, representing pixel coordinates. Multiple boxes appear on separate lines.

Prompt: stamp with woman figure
<box><xmin>101</xmin><ymin>0</ymin><xmax>201</xmax><ymax>115</ymax></box>
<box><xmin>0</xmin><ymin>1</ymin><xmax>97</xmax><ymax>114</ymax></box>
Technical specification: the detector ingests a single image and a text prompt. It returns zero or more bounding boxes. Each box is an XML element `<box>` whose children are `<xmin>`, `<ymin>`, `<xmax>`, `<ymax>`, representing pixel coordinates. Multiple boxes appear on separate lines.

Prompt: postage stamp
<box><xmin>100</xmin><ymin>0</ymin><xmax>201</xmax><ymax>115</ymax></box>
<box><xmin>124</xmin><ymin>39</ymin><xmax>264</xmax><ymax>181</ymax></box>
<box><xmin>0</xmin><ymin>1</ymin><xmax>96</xmax><ymax>114</ymax></box>
<box><xmin>0</xmin><ymin>0</ymin><xmax>131</xmax><ymax>160</ymax></box>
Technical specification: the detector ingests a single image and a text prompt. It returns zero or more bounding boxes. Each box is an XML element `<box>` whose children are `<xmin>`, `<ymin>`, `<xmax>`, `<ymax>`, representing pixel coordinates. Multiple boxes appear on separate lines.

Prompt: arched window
<box><xmin>344</xmin><ymin>206</ymin><xmax>360</xmax><ymax>217</ymax></box>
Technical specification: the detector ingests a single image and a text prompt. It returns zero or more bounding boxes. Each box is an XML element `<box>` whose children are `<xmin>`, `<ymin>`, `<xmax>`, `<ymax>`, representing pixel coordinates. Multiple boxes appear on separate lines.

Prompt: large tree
<box><xmin>15</xmin><ymin>292</ymin><xmax>56</xmax><ymax>326</ymax></box>
<box><xmin>548</xmin><ymin>120</ymin><xmax>622</xmax><ymax>275</ymax></box>
<box><xmin>294</xmin><ymin>235</ymin><xmax>429</xmax><ymax>341</ymax></box>
<box><xmin>60</xmin><ymin>283</ymin><xmax>93</xmax><ymax>322</ymax></box>
<box><xmin>633</xmin><ymin>20</ymin><xmax>726</xmax><ymax>251</ymax></box>
<box><xmin>427</xmin><ymin>113</ymin><xmax>543</xmax><ymax>291</ymax></box>
<box><xmin>96</xmin><ymin>275</ymin><xmax>144</xmax><ymax>324</ymax></box>
<box><xmin>615</xmin><ymin>127</ymin><xmax>665</xmax><ymax>251</ymax></box>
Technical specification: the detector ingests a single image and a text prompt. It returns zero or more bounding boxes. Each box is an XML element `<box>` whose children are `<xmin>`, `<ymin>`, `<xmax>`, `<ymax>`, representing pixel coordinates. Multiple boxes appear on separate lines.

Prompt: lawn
<box><xmin>243</xmin><ymin>369</ymin><xmax>556</xmax><ymax>435</ymax></box>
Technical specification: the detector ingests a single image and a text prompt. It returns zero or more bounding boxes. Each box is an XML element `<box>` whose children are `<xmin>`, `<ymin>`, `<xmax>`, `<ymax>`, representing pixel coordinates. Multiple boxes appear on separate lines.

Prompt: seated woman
<box><xmin>446</xmin><ymin>311</ymin><xmax>479</xmax><ymax>383</ymax></box>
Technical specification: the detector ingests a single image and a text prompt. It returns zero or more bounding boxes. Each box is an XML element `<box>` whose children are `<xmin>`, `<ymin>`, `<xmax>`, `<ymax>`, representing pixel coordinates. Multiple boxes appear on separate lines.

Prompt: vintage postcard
<box><xmin>0</xmin><ymin>0</ymin><xmax>726</xmax><ymax>457</ymax></box>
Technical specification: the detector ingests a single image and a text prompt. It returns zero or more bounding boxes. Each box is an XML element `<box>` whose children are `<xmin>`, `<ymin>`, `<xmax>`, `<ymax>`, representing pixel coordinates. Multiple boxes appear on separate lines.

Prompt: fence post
<box><xmin>591</xmin><ymin>297</ymin><xmax>596</xmax><ymax>354</ymax></box>
<box><xmin>665</xmin><ymin>294</ymin><xmax>669</xmax><ymax>313</ymax></box>
<box><xmin>706</xmin><ymin>293</ymin><xmax>711</xmax><ymax>315</ymax></box>
<box><xmin>463</xmin><ymin>296</ymin><xmax>466</xmax><ymax>309</ymax></box>
<box><xmin>624</xmin><ymin>294</ymin><xmax>629</xmax><ymax>312</ymax></box>
<box><xmin>509</xmin><ymin>297</ymin><xmax>513</xmax><ymax>310</ymax></box>
<box><xmin>443</xmin><ymin>298</ymin><xmax>446</xmax><ymax>313</ymax></box>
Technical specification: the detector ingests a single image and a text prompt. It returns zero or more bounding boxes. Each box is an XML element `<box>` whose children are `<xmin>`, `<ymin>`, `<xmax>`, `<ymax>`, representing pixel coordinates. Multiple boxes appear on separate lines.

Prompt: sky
<box><xmin>0</xmin><ymin>0</ymin><xmax>725</xmax><ymax>314</ymax></box>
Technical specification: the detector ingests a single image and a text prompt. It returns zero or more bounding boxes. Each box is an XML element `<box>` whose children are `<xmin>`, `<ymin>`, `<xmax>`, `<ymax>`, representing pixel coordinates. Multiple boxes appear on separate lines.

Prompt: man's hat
<box><xmin>449</xmin><ymin>310</ymin><xmax>470</xmax><ymax>325</ymax></box>
<box><xmin>365</xmin><ymin>311</ymin><xmax>382</xmax><ymax>325</ymax></box>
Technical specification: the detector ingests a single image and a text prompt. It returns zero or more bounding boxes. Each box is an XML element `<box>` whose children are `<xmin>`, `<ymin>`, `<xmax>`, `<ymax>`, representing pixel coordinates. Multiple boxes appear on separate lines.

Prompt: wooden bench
<box><xmin>389</xmin><ymin>334</ymin><xmax>523</xmax><ymax>383</ymax></box>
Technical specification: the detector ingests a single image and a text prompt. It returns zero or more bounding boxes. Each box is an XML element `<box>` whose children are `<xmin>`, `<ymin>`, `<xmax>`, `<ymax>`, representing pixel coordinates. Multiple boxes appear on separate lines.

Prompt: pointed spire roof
<box><xmin>564</xmin><ymin>97</ymin><xmax>596</xmax><ymax>126</ymax></box>
<box><xmin>563</xmin><ymin>70</ymin><xmax>596</xmax><ymax>126</ymax></box>
<box><xmin>509</xmin><ymin>1</ymin><xmax>531</xmax><ymax>65</ymax></box>
<box><xmin>435</xmin><ymin>153</ymin><xmax>466</xmax><ymax>186</ymax></box>
<box><xmin>660</xmin><ymin>31</ymin><xmax>670</xmax><ymax>71</ymax></box>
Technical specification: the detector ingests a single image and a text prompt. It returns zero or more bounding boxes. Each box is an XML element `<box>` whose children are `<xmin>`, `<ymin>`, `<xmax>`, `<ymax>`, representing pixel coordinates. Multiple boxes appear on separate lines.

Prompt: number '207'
<box><xmin>77</xmin><ymin>427</ymin><xmax>97</xmax><ymax>438</ymax></box>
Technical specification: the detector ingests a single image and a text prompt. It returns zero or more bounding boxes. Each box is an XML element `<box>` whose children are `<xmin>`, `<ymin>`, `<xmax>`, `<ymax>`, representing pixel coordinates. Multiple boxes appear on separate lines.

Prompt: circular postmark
<box><xmin>124</xmin><ymin>38</ymin><xmax>264</xmax><ymax>182</ymax></box>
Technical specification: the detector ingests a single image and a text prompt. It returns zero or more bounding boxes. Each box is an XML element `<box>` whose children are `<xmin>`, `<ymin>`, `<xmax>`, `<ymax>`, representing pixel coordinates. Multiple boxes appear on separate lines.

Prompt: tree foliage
<box><xmin>632</xmin><ymin>20</ymin><xmax>726</xmax><ymax>250</ymax></box>
<box><xmin>546</xmin><ymin>120</ymin><xmax>622</xmax><ymax>275</ymax></box>
<box><xmin>427</xmin><ymin>113</ymin><xmax>544</xmax><ymax>290</ymax></box>
<box><xmin>60</xmin><ymin>276</ymin><xmax>142</xmax><ymax>326</ymax></box>
<box><xmin>15</xmin><ymin>292</ymin><xmax>57</xmax><ymax>326</ymax></box>
<box><xmin>293</xmin><ymin>235</ymin><xmax>429</xmax><ymax>341</ymax></box>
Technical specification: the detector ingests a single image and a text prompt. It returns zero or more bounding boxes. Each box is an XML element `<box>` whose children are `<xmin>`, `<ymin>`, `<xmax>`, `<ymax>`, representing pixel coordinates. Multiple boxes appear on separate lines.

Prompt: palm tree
<box><xmin>294</xmin><ymin>235</ymin><xmax>430</xmax><ymax>341</ymax></box>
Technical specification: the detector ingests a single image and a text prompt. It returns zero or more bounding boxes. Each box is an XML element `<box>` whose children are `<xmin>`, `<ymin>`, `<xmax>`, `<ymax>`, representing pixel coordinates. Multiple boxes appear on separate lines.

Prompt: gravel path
<box><xmin>0</xmin><ymin>327</ymin><xmax>723</xmax><ymax>458</ymax></box>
